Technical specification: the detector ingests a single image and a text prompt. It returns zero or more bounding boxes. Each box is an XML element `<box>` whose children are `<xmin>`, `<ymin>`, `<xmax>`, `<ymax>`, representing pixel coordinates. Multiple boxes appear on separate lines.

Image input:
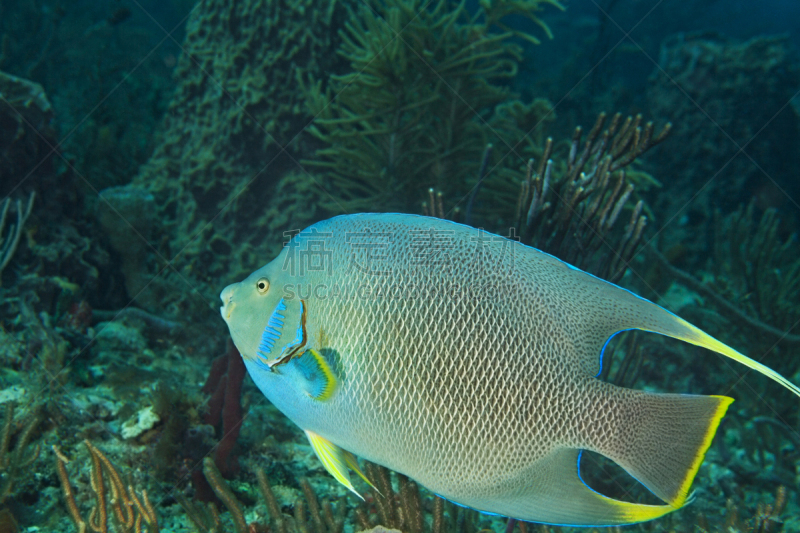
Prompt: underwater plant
<box><xmin>354</xmin><ymin>462</ymin><xmax>488</xmax><ymax>533</ymax></box>
<box><xmin>302</xmin><ymin>0</ymin><xmax>561</xmax><ymax>214</ymax></box>
<box><xmin>53</xmin><ymin>441</ymin><xmax>159</xmax><ymax>533</ymax></box>
<box><xmin>514</xmin><ymin>113</ymin><xmax>668</xmax><ymax>282</ymax></box>
<box><xmin>426</xmin><ymin>112</ymin><xmax>669</xmax><ymax>283</ymax></box>
<box><xmin>0</xmin><ymin>403</ymin><xmax>41</xmax><ymax>506</ymax></box>
<box><xmin>710</xmin><ymin>203</ymin><xmax>800</xmax><ymax>336</ymax></box>
<box><xmin>0</xmin><ymin>193</ymin><xmax>35</xmax><ymax>285</ymax></box>
<box><xmin>176</xmin><ymin>458</ymin><xmax>347</xmax><ymax>533</ymax></box>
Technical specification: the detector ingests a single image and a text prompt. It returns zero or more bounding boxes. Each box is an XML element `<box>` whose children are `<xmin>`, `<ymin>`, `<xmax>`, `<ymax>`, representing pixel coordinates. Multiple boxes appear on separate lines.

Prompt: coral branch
<box><xmin>201</xmin><ymin>340</ymin><xmax>246</xmax><ymax>478</ymax></box>
<box><xmin>651</xmin><ymin>248</ymin><xmax>800</xmax><ymax>345</ymax></box>
<box><xmin>202</xmin><ymin>457</ymin><xmax>247</xmax><ymax>533</ymax></box>
<box><xmin>257</xmin><ymin>469</ymin><xmax>287</xmax><ymax>533</ymax></box>
<box><xmin>0</xmin><ymin>403</ymin><xmax>41</xmax><ymax>503</ymax></box>
<box><xmin>53</xmin><ymin>441</ymin><xmax>159</xmax><ymax>533</ymax></box>
<box><xmin>53</xmin><ymin>446</ymin><xmax>87</xmax><ymax>533</ymax></box>
<box><xmin>0</xmin><ymin>191</ymin><xmax>34</xmax><ymax>282</ymax></box>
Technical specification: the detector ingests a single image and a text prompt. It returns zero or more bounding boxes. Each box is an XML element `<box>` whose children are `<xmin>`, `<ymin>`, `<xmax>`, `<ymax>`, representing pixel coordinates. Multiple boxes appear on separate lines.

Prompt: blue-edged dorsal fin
<box><xmin>305</xmin><ymin>430</ymin><xmax>364</xmax><ymax>500</ymax></box>
<box><xmin>542</xmin><ymin>252</ymin><xmax>800</xmax><ymax>397</ymax></box>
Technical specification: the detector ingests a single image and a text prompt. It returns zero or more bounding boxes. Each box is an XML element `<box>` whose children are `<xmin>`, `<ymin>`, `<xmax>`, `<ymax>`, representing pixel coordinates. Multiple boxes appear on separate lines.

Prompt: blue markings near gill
<box><xmin>257</xmin><ymin>298</ymin><xmax>287</xmax><ymax>360</ymax></box>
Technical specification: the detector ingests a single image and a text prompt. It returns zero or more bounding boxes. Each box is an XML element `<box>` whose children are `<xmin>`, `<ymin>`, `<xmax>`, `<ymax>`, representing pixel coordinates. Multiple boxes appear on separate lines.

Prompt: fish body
<box><xmin>220</xmin><ymin>213</ymin><xmax>800</xmax><ymax>526</ymax></box>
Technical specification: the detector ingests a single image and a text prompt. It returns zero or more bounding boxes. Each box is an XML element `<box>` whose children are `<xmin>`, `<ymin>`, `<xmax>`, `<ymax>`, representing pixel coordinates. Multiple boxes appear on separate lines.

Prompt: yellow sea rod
<box><xmin>220</xmin><ymin>213</ymin><xmax>800</xmax><ymax>527</ymax></box>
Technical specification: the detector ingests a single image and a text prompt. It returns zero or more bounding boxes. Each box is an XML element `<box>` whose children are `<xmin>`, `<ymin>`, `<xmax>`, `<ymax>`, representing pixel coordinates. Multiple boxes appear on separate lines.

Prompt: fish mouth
<box><xmin>219</xmin><ymin>285</ymin><xmax>236</xmax><ymax>322</ymax></box>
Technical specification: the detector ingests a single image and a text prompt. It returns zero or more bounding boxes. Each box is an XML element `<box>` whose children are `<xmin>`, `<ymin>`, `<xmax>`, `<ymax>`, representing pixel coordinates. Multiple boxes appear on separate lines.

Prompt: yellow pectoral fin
<box><xmin>305</xmin><ymin>430</ymin><xmax>364</xmax><ymax>500</ymax></box>
<box><xmin>305</xmin><ymin>349</ymin><xmax>338</xmax><ymax>401</ymax></box>
<box><xmin>283</xmin><ymin>349</ymin><xmax>338</xmax><ymax>401</ymax></box>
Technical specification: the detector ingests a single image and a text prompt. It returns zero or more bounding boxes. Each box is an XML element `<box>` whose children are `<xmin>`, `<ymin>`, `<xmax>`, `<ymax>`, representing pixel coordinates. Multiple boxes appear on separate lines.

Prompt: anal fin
<box><xmin>493</xmin><ymin>448</ymin><xmax>675</xmax><ymax>526</ymax></box>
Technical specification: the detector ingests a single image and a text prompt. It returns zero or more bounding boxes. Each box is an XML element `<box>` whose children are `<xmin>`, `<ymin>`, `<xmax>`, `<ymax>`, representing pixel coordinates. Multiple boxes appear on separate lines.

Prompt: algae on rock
<box><xmin>96</xmin><ymin>185</ymin><xmax>155</xmax><ymax>303</ymax></box>
<box><xmin>132</xmin><ymin>0</ymin><xmax>356</xmax><ymax>317</ymax></box>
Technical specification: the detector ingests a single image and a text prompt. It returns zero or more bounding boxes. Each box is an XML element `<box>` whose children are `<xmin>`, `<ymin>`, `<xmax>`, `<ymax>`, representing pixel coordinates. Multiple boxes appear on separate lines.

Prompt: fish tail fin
<box><xmin>587</xmin><ymin>383</ymin><xmax>733</xmax><ymax>508</ymax></box>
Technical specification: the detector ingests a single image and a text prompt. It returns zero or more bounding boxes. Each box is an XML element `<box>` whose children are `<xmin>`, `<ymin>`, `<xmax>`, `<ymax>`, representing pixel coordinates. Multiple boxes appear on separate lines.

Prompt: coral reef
<box><xmin>54</xmin><ymin>441</ymin><xmax>159</xmax><ymax>533</ymax></box>
<box><xmin>127</xmin><ymin>0</ymin><xmax>560</xmax><ymax>322</ymax></box>
<box><xmin>0</xmin><ymin>70</ymin><xmax>55</xmax><ymax>199</ymax></box>
<box><xmin>1</xmin><ymin>1</ymin><xmax>797</xmax><ymax>532</ymax></box>
<box><xmin>131</xmin><ymin>0</ymin><xmax>358</xmax><ymax>319</ymax></box>
<box><xmin>646</xmin><ymin>33</ymin><xmax>800</xmax><ymax>235</ymax></box>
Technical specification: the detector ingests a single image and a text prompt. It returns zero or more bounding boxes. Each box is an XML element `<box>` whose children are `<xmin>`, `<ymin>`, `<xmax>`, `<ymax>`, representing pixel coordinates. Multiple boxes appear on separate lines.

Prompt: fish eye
<box><xmin>256</xmin><ymin>277</ymin><xmax>270</xmax><ymax>294</ymax></box>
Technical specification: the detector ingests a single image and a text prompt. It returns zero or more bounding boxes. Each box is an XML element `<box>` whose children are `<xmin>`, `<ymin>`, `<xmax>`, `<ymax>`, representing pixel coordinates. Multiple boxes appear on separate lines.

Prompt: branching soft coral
<box><xmin>711</xmin><ymin>203</ymin><xmax>800</xmax><ymax>334</ymax></box>
<box><xmin>302</xmin><ymin>0</ymin><xmax>560</xmax><ymax>214</ymax></box>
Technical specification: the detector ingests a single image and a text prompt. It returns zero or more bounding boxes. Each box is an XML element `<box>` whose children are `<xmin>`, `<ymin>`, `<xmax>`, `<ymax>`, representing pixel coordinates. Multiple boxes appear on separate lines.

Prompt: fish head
<box><xmin>220</xmin><ymin>257</ymin><xmax>305</xmax><ymax>370</ymax></box>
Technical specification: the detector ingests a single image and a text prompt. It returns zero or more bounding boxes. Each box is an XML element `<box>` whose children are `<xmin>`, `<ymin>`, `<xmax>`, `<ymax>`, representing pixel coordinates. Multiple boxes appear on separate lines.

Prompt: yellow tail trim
<box><xmin>672</xmin><ymin>395</ymin><xmax>734</xmax><ymax>508</ymax></box>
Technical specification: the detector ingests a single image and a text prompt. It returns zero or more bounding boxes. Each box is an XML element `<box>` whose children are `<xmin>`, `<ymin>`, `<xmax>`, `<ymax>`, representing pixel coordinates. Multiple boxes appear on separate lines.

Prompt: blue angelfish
<box><xmin>220</xmin><ymin>213</ymin><xmax>800</xmax><ymax>526</ymax></box>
